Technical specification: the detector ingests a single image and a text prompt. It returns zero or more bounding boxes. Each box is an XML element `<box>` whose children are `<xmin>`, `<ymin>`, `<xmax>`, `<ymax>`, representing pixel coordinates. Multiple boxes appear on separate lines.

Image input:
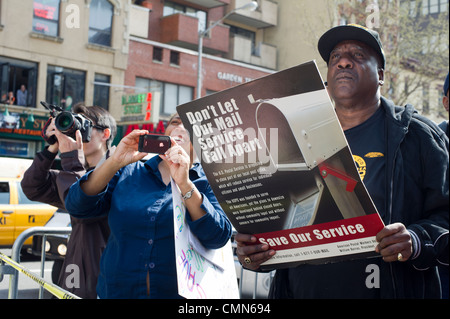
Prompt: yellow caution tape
<box><xmin>0</xmin><ymin>252</ymin><xmax>81</xmax><ymax>299</ymax></box>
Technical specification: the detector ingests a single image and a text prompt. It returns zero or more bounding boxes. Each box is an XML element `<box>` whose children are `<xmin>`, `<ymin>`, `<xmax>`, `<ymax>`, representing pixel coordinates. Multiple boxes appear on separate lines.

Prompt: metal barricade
<box><xmin>2</xmin><ymin>226</ymin><xmax>273</xmax><ymax>299</ymax></box>
<box><xmin>1</xmin><ymin>226</ymin><xmax>72</xmax><ymax>299</ymax></box>
<box><xmin>238</xmin><ymin>266</ymin><xmax>275</xmax><ymax>299</ymax></box>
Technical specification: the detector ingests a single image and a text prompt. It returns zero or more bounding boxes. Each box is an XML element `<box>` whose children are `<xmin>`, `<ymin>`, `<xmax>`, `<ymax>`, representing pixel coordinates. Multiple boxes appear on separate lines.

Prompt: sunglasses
<box><xmin>93</xmin><ymin>124</ymin><xmax>108</xmax><ymax>131</ymax></box>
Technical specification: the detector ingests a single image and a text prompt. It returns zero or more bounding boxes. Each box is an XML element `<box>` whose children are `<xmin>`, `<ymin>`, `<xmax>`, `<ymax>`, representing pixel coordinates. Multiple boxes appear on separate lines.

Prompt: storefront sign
<box><xmin>0</xmin><ymin>140</ymin><xmax>29</xmax><ymax>157</ymax></box>
<box><xmin>124</xmin><ymin>120</ymin><xmax>166</xmax><ymax>137</ymax></box>
<box><xmin>217</xmin><ymin>72</ymin><xmax>253</xmax><ymax>84</ymax></box>
<box><xmin>120</xmin><ymin>91</ymin><xmax>161</xmax><ymax>125</ymax></box>
<box><xmin>0</xmin><ymin>111</ymin><xmax>47</xmax><ymax>140</ymax></box>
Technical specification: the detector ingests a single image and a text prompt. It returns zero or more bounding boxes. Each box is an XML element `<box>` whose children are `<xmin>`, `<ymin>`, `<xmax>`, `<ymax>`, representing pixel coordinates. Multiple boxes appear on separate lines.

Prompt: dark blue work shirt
<box><xmin>345</xmin><ymin>106</ymin><xmax>386</xmax><ymax>218</ymax></box>
<box><xmin>65</xmin><ymin>155</ymin><xmax>232</xmax><ymax>299</ymax></box>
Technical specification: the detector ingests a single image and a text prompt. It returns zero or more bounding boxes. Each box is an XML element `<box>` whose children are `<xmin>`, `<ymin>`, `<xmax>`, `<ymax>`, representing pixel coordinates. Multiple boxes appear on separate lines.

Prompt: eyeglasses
<box><xmin>93</xmin><ymin>124</ymin><xmax>108</xmax><ymax>131</ymax></box>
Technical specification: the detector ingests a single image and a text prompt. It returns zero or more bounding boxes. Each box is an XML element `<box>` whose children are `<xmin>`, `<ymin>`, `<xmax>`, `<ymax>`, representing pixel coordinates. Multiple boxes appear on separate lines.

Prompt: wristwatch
<box><xmin>182</xmin><ymin>188</ymin><xmax>195</xmax><ymax>200</ymax></box>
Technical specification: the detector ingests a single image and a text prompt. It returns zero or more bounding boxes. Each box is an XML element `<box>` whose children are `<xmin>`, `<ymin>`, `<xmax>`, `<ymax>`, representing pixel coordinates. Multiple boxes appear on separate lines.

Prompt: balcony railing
<box><xmin>129</xmin><ymin>5</ymin><xmax>151</xmax><ymax>39</ymax></box>
<box><xmin>184</xmin><ymin>0</ymin><xmax>230</xmax><ymax>9</ymax></box>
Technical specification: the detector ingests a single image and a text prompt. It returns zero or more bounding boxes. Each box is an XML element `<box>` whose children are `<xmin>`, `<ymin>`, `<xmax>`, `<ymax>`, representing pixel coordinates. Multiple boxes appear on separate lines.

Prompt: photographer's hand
<box><xmin>55</xmin><ymin>129</ymin><xmax>82</xmax><ymax>153</ymax></box>
<box><xmin>45</xmin><ymin>118</ymin><xmax>82</xmax><ymax>153</ymax></box>
<box><xmin>45</xmin><ymin>118</ymin><xmax>59</xmax><ymax>153</ymax></box>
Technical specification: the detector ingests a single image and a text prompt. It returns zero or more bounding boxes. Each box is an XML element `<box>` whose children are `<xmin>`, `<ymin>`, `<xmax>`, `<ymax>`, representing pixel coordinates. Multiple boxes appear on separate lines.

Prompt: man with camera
<box><xmin>21</xmin><ymin>103</ymin><xmax>116</xmax><ymax>299</ymax></box>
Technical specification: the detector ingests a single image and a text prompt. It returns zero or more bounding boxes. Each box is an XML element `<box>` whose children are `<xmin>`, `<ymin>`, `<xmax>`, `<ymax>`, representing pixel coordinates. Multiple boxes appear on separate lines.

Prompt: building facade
<box><xmin>0</xmin><ymin>0</ymin><xmax>129</xmax><ymax>157</ymax></box>
<box><xmin>122</xmin><ymin>0</ymin><xmax>277</xmax><ymax>136</ymax></box>
<box><xmin>264</xmin><ymin>0</ymin><xmax>449</xmax><ymax>123</ymax></box>
<box><xmin>0</xmin><ymin>0</ymin><xmax>278</xmax><ymax>157</ymax></box>
<box><xmin>1</xmin><ymin>0</ymin><xmax>446</xmax><ymax>158</ymax></box>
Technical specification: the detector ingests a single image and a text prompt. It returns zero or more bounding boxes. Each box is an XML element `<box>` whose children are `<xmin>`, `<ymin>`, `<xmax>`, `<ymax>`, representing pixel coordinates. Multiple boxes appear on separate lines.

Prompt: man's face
<box><xmin>82</xmin><ymin>126</ymin><xmax>108</xmax><ymax>157</ymax></box>
<box><xmin>326</xmin><ymin>40</ymin><xmax>383</xmax><ymax>105</ymax></box>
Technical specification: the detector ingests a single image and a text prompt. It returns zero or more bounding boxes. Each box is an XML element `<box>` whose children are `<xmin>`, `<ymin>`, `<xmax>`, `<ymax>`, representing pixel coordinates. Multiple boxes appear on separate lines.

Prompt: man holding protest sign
<box><xmin>235</xmin><ymin>25</ymin><xmax>449</xmax><ymax>298</ymax></box>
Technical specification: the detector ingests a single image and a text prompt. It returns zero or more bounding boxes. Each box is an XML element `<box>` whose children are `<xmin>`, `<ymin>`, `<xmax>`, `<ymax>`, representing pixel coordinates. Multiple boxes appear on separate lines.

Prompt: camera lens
<box><xmin>55</xmin><ymin>111</ymin><xmax>78</xmax><ymax>134</ymax></box>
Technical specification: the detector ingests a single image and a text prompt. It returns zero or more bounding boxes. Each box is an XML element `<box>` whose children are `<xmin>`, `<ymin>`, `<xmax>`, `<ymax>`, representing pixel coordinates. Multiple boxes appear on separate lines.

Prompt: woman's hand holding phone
<box><xmin>111</xmin><ymin>129</ymin><xmax>149</xmax><ymax>169</ymax></box>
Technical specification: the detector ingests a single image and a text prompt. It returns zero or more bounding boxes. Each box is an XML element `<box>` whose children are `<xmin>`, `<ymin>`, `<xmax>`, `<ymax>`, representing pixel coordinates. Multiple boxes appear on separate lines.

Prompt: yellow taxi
<box><xmin>0</xmin><ymin>158</ymin><xmax>58</xmax><ymax>248</ymax></box>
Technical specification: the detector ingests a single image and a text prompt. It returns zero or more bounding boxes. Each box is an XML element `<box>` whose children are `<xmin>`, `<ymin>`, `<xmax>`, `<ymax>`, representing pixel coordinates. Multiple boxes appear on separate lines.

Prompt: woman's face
<box><xmin>165</xmin><ymin>115</ymin><xmax>192</xmax><ymax>154</ymax></box>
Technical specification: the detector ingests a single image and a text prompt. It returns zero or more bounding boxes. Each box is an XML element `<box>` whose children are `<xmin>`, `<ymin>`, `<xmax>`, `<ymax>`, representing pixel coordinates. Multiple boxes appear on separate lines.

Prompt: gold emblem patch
<box><xmin>353</xmin><ymin>155</ymin><xmax>366</xmax><ymax>180</ymax></box>
<box><xmin>364</xmin><ymin>152</ymin><xmax>384</xmax><ymax>158</ymax></box>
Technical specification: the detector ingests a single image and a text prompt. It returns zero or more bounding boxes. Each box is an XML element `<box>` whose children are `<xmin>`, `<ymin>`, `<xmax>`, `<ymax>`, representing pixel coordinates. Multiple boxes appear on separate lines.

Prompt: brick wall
<box><xmin>126</xmin><ymin>40</ymin><xmax>273</xmax><ymax>97</ymax></box>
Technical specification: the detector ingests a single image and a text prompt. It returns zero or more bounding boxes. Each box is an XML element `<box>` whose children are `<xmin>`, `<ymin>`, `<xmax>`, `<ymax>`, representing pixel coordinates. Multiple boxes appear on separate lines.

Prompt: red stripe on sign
<box><xmin>254</xmin><ymin>214</ymin><xmax>384</xmax><ymax>251</ymax></box>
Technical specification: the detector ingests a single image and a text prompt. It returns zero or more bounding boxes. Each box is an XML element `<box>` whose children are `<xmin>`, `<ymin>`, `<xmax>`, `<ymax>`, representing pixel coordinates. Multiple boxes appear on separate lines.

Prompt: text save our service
<box><xmin>258</xmin><ymin>223</ymin><xmax>366</xmax><ymax>248</ymax></box>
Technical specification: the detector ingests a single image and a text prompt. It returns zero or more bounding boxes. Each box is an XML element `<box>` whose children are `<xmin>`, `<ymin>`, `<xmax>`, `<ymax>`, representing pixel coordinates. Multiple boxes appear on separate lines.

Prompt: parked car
<box><xmin>0</xmin><ymin>176</ymin><xmax>58</xmax><ymax>248</ymax></box>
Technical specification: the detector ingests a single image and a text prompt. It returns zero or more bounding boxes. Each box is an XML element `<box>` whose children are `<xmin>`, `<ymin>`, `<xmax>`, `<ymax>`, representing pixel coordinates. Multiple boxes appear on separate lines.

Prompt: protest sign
<box><xmin>177</xmin><ymin>61</ymin><xmax>385</xmax><ymax>269</ymax></box>
<box><xmin>172</xmin><ymin>180</ymin><xmax>239</xmax><ymax>298</ymax></box>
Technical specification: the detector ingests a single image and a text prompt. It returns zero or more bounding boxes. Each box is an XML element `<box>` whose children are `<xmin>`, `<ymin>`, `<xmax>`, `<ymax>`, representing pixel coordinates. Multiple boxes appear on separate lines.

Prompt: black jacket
<box><xmin>21</xmin><ymin>148</ymin><xmax>110</xmax><ymax>299</ymax></box>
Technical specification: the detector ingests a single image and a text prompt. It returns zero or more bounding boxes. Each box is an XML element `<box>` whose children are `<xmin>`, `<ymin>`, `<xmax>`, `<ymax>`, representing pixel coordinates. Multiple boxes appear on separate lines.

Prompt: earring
<box><xmin>379</xmin><ymin>80</ymin><xmax>384</xmax><ymax>86</ymax></box>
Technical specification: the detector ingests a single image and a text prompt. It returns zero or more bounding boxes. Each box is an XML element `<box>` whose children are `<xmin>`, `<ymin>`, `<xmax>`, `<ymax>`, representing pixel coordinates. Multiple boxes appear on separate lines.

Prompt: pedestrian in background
<box><xmin>16</xmin><ymin>85</ymin><xmax>28</xmax><ymax>106</ymax></box>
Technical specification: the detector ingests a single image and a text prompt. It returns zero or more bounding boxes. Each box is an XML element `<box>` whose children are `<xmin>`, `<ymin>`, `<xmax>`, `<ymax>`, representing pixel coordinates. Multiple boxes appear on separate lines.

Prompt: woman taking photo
<box><xmin>65</xmin><ymin>114</ymin><xmax>232</xmax><ymax>299</ymax></box>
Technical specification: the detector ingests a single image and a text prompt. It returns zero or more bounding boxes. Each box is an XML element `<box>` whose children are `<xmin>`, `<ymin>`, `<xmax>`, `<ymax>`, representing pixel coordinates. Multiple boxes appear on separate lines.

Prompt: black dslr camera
<box><xmin>41</xmin><ymin>101</ymin><xmax>93</xmax><ymax>144</ymax></box>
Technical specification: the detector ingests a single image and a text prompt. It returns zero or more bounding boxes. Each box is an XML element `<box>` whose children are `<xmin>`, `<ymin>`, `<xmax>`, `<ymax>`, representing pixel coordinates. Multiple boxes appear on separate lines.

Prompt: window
<box><xmin>0</xmin><ymin>56</ymin><xmax>38</xmax><ymax>108</ymax></box>
<box><xmin>227</xmin><ymin>25</ymin><xmax>257</xmax><ymax>55</ymax></box>
<box><xmin>46</xmin><ymin>65</ymin><xmax>86</xmax><ymax>110</ymax></box>
<box><xmin>0</xmin><ymin>182</ymin><xmax>9</xmax><ymax>204</ymax></box>
<box><xmin>440</xmin><ymin>0</ymin><xmax>448</xmax><ymax>12</ymax></box>
<box><xmin>153</xmin><ymin>47</ymin><xmax>163</xmax><ymax>62</ymax></box>
<box><xmin>430</xmin><ymin>0</ymin><xmax>439</xmax><ymax>13</ymax></box>
<box><xmin>170</xmin><ymin>51</ymin><xmax>180</xmax><ymax>66</ymax></box>
<box><xmin>421</xmin><ymin>0</ymin><xmax>448</xmax><ymax>14</ymax></box>
<box><xmin>135</xmin><ymin>77</ymin><xmax>193</xmax><ymax>115</ymax></box>
<box><xmin>164</xmin><ymin>83</ymin><xmax>178</xmax><ymax>114</ymax></box>
<box><xmin>89</xmin><ymin>0</ymin><xmax>113</xmax><ymax>46</ymax></box>
<box><xmin>163</xmin><ymin>83</ymin><xmax>192</xmax><ymax>115</ymax></box>
<box><xmin>163</xmin><ymin>1</ymin><xmax>207</xmax><ymax>33</ymax></box>
<box><xmin>93</xmin><ymin>73</ymin><xmax>110</xmax><ymax>110</ymax></box>
<box><xmin>32</xmin><ymin>0</ymin><xmax>60</xmax><ymax>37</ymax></box>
